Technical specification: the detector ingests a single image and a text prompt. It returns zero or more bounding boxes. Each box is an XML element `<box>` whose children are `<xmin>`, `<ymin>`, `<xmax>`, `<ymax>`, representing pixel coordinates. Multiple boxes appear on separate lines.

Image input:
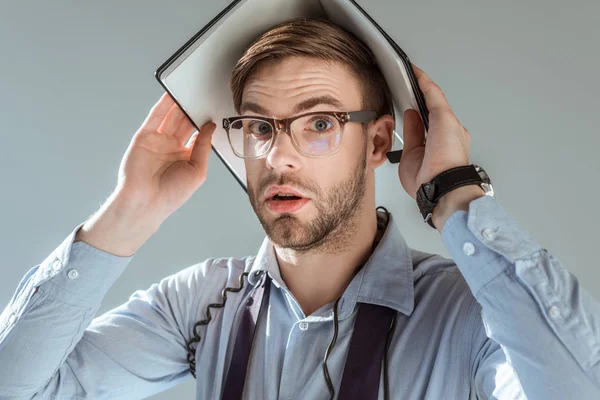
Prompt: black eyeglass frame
<box><xmin>222</xmin><ymin>110</ymin><xmax>378</xmax><ymax>159</ymax></box>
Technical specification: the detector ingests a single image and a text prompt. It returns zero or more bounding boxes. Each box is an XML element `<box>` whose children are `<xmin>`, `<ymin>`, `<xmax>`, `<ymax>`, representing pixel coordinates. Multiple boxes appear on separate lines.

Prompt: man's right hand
<box><xmin>117</xmin><ymin>92</ymin><xmax>216</xmax><ymax>220</ymax></box>
<box><xmin>75</xmin><ymin>93</ymin><xmax>217</xmax><ymax>257</ymax></box>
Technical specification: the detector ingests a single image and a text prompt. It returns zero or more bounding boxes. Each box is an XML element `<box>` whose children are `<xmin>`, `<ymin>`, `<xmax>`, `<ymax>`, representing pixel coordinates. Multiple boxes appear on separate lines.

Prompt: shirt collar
<box><xmin>246</xmin><ymin>210</ymin><xmax>415</xmax><ymax>318</ymax></box>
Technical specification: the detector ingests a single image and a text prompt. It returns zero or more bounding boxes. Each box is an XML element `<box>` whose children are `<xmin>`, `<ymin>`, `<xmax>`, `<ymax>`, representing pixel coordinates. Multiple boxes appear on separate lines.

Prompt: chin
<box><xmin>264</xmin><ymin>215</ymin><xmax>312</xmax><ymax>248</ymax></box>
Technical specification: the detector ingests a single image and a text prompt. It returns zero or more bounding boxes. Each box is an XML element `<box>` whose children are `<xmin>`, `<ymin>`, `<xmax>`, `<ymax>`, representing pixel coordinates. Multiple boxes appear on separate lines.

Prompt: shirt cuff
<box><xmin>441</xmin><ymin>195</ymin><xmax>543</xmax><ymax>295</ymax></box>
<box><xmin>31</xmin><ymin>222</ymin><xmax>135</xmax><ymax>308</ymax></box>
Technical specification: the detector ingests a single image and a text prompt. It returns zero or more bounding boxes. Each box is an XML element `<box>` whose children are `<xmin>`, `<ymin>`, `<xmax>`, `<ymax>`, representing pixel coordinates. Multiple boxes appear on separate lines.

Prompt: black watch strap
<box><xmin>416</xmin><ymin>165</ymin><xmax>485</xmax><ymax>229</ymax></box>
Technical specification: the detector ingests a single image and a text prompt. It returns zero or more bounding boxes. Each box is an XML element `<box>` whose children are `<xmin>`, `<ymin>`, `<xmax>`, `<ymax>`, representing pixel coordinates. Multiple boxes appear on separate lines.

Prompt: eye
<box><xmin>308</xmin><ymin>117</ymin><xmax>334</xmax><ymax>132</ymax></box>
<box><xmin>248</xmin><ymin>121</ymin><xmax>273</xmax><ymax>136</ymax></box>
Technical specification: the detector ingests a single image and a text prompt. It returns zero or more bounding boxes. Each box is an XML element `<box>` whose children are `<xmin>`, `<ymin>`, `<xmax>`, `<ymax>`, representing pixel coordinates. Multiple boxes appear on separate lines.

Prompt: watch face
<box><xmin>474</xmin><ymin>165</ymin><xmax>491</xmax><ymax>183</ymax></box>
<box><xmin>481</xmin><ymin>182</ymin><xmax>495</xmax><ymax>198</ymax></box>
<box><xmin>473</xmin><ymin>164</ymin><xmax>494</xmax><ymax>197</ymax></box>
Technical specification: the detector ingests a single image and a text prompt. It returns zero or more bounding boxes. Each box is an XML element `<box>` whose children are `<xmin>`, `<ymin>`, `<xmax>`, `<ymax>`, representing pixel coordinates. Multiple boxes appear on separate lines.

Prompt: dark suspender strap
<box><xmin>222</xmin><ymin>273</ymin><xmax>395</xmax><ymax>400</ymax></box>
<box><xmin>338</xmin><ymin>303</ymin><xmax>396</xmax><ymax>400</ymax></box>
<box><xmin>222</xmin><ymin>272</ymin><xmax>271</xmax><ymax>400</ymax></box>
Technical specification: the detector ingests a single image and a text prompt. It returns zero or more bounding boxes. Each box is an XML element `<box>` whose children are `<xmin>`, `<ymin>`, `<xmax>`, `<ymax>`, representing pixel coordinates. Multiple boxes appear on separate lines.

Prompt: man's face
<box><xmin>243</xmin><ymin>56</ymin><xmax>372</xmax><ymax>253</ymax></box>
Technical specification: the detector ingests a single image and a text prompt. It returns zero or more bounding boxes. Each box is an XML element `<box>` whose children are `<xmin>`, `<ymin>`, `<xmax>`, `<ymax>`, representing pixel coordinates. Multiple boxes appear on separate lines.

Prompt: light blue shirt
<box><xmin>1</xmin><ymin>195</ymin><xmax>599</xmax><ymax>399</ymax></box>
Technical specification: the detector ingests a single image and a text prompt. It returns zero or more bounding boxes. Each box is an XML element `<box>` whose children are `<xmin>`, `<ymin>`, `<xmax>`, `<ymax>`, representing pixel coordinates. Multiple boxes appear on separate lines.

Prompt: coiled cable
<box><xmin>186</xmin><ymin>271</ymin><xmax>250</xmax><ymax>379</ymax></box>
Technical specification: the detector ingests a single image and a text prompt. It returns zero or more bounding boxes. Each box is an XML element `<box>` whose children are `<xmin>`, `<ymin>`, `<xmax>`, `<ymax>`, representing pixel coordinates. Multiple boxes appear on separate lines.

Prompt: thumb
<box><xmin>189</xmin><ymin>122</ymin><xmax>216</xmax><ymax>173</ymax></box>
<box><xmin>402</xmin><ymin>109</ymin><xmax>425</xmax><ymax>154</ymax></box>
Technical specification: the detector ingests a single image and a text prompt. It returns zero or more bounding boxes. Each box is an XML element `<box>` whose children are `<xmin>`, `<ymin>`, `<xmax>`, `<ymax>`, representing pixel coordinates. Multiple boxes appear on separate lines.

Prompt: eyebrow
<box><xmin>239</xmin><ymin>95</ymin><xmax>346</xmax><ymax>116</ymax></box>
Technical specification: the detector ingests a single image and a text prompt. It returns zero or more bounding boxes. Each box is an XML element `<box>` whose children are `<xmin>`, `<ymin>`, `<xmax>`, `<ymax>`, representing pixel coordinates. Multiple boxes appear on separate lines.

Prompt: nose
<box><xmin>265</xmin><ymin>126</ymin><xmax>302</xmax><ymax>173</ymax></box>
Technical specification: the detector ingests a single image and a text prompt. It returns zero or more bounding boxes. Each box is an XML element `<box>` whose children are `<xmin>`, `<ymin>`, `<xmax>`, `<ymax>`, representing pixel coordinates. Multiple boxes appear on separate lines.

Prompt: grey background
<box><xmin>1</xmin><ymin>0</ymin><xmax>598</xmax><ymax>398</ymax></box>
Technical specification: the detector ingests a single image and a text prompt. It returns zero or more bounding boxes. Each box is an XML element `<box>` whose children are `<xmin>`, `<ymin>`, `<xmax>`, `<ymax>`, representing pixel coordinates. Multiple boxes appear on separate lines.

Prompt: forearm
<box><xmin>75</xmin><ymin>191</ymin><xmax>162</xmax><ymax>257</ymax></box>
<box><xmin>441</xmin><ymin>196</ymin><xmax>600</xmax><ymax>397</ymax></box>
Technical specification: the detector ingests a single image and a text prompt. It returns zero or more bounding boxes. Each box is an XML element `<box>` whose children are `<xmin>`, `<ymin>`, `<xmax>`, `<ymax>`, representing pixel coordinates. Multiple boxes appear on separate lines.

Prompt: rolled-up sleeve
<box><xmin>441</xmin><ymin>195</ymin><xmax>600</xmax><ymax>398</ymax></box>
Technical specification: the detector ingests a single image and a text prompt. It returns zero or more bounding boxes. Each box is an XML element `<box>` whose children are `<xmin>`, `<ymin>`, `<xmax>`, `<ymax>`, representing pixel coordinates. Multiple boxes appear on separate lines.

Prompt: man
<box><xmin>0</xmin><ymin>17</ymin><xmax>598</xmax><ymax>399</ymax></box>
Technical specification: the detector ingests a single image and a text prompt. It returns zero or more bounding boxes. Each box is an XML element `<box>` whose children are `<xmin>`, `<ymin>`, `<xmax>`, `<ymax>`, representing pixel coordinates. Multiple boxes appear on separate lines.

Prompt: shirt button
<box><xmin>298</xmin><ymin>321</ymin><xmax>309</xmax><ymax>331</ymax></box>
<box><xmin>67</xmin><ymin>269</ymin><xmax>79</xmax><ymax>280</ymax></box>
<box><xmin>482</xmin><ymin>228</ymin><xmax>497</xmax><ymax>241</ymax></box>
<box><xmin>8</xmin><ymin>313</ymin><xmax>17</xmax><ymax>325</ymax></box>
<box><xmin>52</xmin><ymin>259</ymin><xmax>62</xmax><ymax>271</ymax></box>
<box><xmin>549</xmin><ymin>306</ymin><xmax>561</xmax><ymax>319</ymax></box>
<box><xmin>463</xmin><ymin>242</ymin><xmax>475</xmax><ymax>256</ymax></box>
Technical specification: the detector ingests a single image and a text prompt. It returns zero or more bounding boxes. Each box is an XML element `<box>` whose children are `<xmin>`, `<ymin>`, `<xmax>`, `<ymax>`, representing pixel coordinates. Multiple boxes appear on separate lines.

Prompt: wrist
<box><xmin>431</xmin><ymin>185</ymin><xmax>486</xmax><ymax>233</ymax></box>
<box><xmin>75</xmin><ymin>193</ymin><xmax>163</xmax><ymax>257</ymax></box>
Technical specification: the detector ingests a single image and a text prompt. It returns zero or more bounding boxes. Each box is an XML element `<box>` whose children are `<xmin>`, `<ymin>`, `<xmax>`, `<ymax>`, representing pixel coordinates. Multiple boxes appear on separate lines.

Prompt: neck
<box><xmin>274</xmin><ymin>203</ymin><xmax>381</xmax><ymax>317</ymax></box>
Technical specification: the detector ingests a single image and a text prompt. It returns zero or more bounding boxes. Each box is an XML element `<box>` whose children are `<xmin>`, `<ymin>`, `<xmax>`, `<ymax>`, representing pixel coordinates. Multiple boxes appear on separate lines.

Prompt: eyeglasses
<box><xmin>222</xmin><ymin>110</ymin><xmax>377</xmax><ymax>159</ymax></box>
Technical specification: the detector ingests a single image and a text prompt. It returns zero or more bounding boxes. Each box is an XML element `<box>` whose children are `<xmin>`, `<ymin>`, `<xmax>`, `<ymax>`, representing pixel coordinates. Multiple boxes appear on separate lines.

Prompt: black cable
<box><xmin>378</xmin><ymin>205</ymin><xmax>395</xmax><ymax>400</ymax></box>
<box><xmin>322</xmin><ymin>302</ymin><xmax>396</xmax><ymax>400</ymax></box>
<box><xmin>186</xmin><ymin>271</ymin><xmax>251</xmax><ymax>379</ymax></box>
<box><xmin>321</xmin><ymin>206</ymin><xmax>392</xmax><ymax>399</ymax></box>
<box><xmin>323</xmin><ymin>297</ymin><xmax>341</xmax><ymax>400</ymax></box>
<box><xmin>187</xmin><ymin>207</ymin><xmax>392</xmax><ymax>392</ymax></box>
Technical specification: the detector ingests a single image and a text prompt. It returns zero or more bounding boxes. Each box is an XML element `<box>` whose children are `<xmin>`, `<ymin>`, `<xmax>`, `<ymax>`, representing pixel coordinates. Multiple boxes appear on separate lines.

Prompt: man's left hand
<box><xmin>398</xmin><ymin>65</ymin><xmax>485</xmax><ymax>232</ymax></box>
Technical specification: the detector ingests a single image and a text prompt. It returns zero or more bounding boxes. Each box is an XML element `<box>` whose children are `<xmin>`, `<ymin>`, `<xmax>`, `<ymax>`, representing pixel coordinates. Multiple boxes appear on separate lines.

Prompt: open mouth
<box><xmin>272</xmin><ymin>194</ymin><xmax>302</xmax><ymax>201</ymax></box>
<box><xmin>266</xmin><ymin>193</ymin><xmax>310</xmax><ymax>213</ymax></box>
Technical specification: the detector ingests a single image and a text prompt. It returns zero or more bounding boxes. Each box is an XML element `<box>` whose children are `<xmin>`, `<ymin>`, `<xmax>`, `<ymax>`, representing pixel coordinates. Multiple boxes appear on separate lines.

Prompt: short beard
<box><xmin>248</xmin><ymin>137</ymin><xmax>368</xmax><ymax>255</ymax></box>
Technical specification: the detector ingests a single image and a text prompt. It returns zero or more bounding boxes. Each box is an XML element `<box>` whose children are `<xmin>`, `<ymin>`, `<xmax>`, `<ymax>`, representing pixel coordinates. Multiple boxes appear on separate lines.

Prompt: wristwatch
<box><xmin>416</xmin><ymin>164</ymin><xmax>494</xmax><ymax>229</ymax></box>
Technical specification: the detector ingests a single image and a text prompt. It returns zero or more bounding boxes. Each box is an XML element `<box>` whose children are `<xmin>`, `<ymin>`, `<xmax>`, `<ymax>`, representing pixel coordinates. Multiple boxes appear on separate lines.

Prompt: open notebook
<box><xmin>155</xmin><ymin>0</ymin><xmax>428</xmax><ymax>191</ymax></box>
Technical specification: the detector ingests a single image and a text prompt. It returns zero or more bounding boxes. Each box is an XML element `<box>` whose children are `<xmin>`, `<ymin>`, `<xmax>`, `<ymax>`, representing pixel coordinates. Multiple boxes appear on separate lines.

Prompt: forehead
<box><xmin>240</xmin><ymin>56</ymin><xmax>363</xmax><ymax>117</ymax></box>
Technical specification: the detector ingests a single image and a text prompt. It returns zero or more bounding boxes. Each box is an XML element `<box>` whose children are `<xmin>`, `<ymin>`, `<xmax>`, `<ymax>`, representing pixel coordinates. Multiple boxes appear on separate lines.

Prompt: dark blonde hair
<box><xmin>230</xmin><ymin>17</ymin><xmax>393</xmax><ymax>117</ymax></box>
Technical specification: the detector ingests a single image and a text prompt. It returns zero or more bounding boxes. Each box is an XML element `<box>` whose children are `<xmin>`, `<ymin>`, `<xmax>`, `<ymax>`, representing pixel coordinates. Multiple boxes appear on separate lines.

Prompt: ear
<box><xmin>367</xmin><ymin>113</ymin><xmax>395</xmax><ymax>169</ymax></box>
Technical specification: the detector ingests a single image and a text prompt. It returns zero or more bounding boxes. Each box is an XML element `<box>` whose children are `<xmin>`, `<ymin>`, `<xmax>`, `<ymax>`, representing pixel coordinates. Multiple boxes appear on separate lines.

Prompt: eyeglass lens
<box><xmin>228</xmin><ymin>115</ymin><xmax>342</xmax><ymax>157</ymax></box>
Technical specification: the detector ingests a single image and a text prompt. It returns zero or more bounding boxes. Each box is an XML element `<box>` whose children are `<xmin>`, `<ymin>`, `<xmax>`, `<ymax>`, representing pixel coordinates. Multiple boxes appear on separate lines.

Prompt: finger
<box><xmin>141</xmin><ymin>92</ymin><xmax>175</xmax><ymax>132</ymax></box>
<box><xmin>402</xmin><ymin>109</ymin><xmax>425</xmax><ymax>153</ymax></box>
<box><xmin>189</xmin><ymin>122</ymin><xmax>217</xmax><ymax>172</ymax></box>
<box><xmin>412</xmin><ymin>64</ymin><xmax>452</xmax><ymax>114</ymax></box>
<box><xmin>157</xmin><ymin>103</ymin><xmax>186</xmax><ymax>135</ymax></box>
<box><xmin>174</xmin><ymin>114</ymin><xmax>197</xmax><ymax>143</ymax></box>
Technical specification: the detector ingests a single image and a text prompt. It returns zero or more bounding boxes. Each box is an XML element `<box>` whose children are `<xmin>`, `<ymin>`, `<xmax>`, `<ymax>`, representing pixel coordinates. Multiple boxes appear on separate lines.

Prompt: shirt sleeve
<box><xmin>470</xmin><ymin>328</ymin><xmax>526</xmax><ymax>399</ymax></box>
<box><xmin>441</xmin><ymin>195</ymin><xmax>600</xmax><ymax>399</ymax></box>
<box><xmin>0</xmin><ymin>222</ymin><xmax>209</xmax><ymax>399</ymax></box>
